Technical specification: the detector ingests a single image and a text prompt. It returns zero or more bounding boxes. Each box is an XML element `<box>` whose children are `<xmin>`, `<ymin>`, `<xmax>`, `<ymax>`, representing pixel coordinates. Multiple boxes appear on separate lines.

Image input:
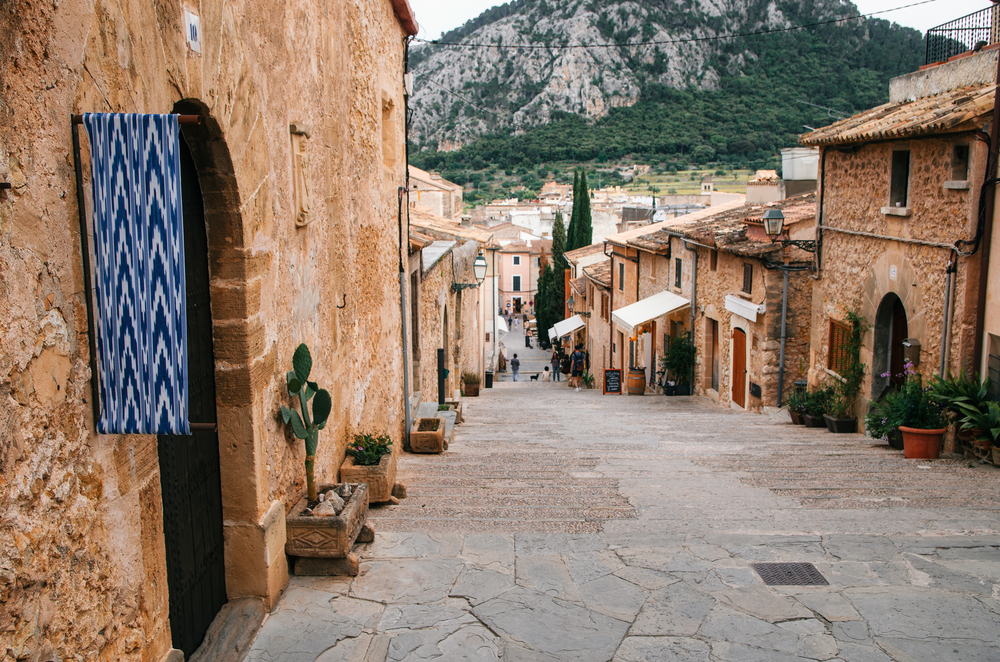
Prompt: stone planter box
<box><xmin>823</xmin><ymin>414</ymin><xmax>857</xmax><ymax>434</ymax></box>
<box><xmin>463</xmin><ymin>382</ymin><xmax>480</xmax><ymax>397</ymax></box>
<box><xmin>411</xmin><ymin>417</ymin><xmax>445</xmax><ymax>453</ymax></box>
<box><xmin>285</xmin><ymin>483</ymin><xmax>369</xmax><ymax>559</ymax></box>
<box><xmin>443</xmin><ymin>400</ymin><xmax>464</xmax><ymax>424</ymax></box>
<box><xmin>341</xmin><ymin>453</ymin><xmax>396</xmax><ymax>504</ymax></box>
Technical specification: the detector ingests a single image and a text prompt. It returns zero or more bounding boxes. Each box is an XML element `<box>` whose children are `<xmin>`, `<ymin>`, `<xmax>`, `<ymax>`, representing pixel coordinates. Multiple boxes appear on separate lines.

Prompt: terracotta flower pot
<box><xmin>899</xmin><ymin>426</ymin><xmax>946</xmax><ymax>459</ymax></box>
<box><xmin>340</xmin><ymin>452</ymin><xmax>396</xmax><ymax>503</ymax></box>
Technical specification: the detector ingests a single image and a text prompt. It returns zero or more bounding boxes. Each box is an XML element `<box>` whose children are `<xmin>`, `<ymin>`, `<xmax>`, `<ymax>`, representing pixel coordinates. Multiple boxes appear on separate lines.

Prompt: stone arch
<box><xmin>871</xmin><ymin>293</ymin><xmax>908</xmax><ymax>400</ymax></box>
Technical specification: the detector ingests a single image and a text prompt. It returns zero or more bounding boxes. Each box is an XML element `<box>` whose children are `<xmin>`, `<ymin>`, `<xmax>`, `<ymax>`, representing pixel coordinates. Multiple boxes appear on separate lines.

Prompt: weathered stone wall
<box><xmin>810</xmin><ymin>137</ymin><xmax>986</xmax><ymax>417</ymax></box>
<box><xmin>809</xmin><ymin>135</ymin><xmax>986</xmax><ymax>414</ymax></box>
<box><xmin>0</xmin><ymin>0</ymin><xmax>410</xmax><ymax>659</ymax></box>
<box><xmin>585</xmin><ymin>279</ymin><xmax>613</xmax><ymax>381</ymax></box>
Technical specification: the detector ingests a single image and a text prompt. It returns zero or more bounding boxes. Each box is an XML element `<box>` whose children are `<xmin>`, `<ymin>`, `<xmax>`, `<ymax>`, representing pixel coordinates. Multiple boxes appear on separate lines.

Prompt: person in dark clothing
<box><xmin>570</xmin><ymin>344</ymin><xmax>586</xmax><ymax>391</ymax></box>
<box><xmin>550</xmin><ymin>350</ymin><xmax>561</xmax><ymax>382</ymax></box>
<box><xmin>511</xmin><ymin>353</ymin><xmax>520</xmax><ymax>382</ymax></box>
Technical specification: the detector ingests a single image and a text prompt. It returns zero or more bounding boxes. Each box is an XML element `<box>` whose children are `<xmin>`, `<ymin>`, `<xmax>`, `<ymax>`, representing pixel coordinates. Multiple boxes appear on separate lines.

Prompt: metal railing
<box><xmin>925</xmin><ymin>5</ymin><xmax>1000</xmax><ymax>65</ymax></box>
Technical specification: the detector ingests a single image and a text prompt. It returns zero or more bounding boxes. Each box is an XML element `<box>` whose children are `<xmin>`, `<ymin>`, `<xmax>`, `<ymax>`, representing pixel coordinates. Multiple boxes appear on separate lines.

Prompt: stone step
<box><xmin>393</xmin><ymin>475</ymin><xmax>619</xmax><ymax>486</ymax></box>
<box><xmin>367</xmin><ymin>518</ymin><xmax>603</xmax><ymax>533</ymax></box>
<box><xmin>369</xmin><ymin>505</ymin><xmax>637</xmax><ymax>520</ymax></box>
<box><xmin>402</xmin><ymin>485</ymin><xmax>622</xmax><ymax>498</ymax></box>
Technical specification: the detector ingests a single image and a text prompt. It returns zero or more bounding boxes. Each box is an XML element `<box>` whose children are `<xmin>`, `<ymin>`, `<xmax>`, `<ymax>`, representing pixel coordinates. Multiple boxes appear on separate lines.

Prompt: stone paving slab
<box><xmin>247</xmin><ymin>388</ymin><xmax>1000</xmax><ymax>661</ymax></box>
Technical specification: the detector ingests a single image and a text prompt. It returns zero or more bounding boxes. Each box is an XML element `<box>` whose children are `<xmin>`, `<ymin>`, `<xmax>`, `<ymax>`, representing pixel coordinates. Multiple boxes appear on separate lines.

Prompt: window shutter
<box><xmin>828</xmin><ymin>319</ymin><xmax>850</xmax><ymax>374</ymax></box>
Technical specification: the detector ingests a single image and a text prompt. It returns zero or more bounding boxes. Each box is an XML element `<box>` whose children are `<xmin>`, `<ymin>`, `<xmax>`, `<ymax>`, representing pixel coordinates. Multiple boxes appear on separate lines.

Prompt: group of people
<box><xmin>509</xmin><ymin>344</ymin><xmax>586</xmax><ymax>391</ymax></box>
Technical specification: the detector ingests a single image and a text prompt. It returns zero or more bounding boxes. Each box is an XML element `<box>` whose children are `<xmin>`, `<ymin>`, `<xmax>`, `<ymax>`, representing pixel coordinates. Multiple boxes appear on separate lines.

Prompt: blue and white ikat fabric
<box><xmin>83</xmin><ymin>114</ymin><xmax>189</xmax><ymax>435</ymax></box>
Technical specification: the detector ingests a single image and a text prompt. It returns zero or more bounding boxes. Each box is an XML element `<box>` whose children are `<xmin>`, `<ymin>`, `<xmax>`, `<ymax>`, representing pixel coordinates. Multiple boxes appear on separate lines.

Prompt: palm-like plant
<box><xmin>956</xmin><ymin>400</ymin><xmax>1000</xmax><ymax>447</ymax></box>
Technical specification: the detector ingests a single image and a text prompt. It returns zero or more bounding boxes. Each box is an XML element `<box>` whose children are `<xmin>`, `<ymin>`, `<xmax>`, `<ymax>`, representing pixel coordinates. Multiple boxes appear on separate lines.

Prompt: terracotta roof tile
<box><xmin>583</xmin><ymin>260</ymin><xmax>612</xmax><ymax>288</ymax></box>
<box><xmin>800</xmin><ymin>84</ymin><xmax>995</xmax><ymax>146</ymax></box>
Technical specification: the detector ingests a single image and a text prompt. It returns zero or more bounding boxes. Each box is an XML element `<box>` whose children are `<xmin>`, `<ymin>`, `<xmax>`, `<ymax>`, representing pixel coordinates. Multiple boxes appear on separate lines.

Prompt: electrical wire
<box><xmin>415</xmin><ymin>0</ymin><xmax>943</xmax><ymax>51</ymax></box>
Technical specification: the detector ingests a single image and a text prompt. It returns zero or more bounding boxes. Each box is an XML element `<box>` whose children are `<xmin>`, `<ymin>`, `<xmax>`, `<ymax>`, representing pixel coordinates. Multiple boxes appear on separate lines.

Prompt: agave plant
<box><xmin>281</xmin><ymin>344</ymin><xmax>332</xmax><ymax>502</ymax></box>
<box><xmin>956</xmin><ymin>400</ymin><xmax>1000</xmax><ymax>447</ymax></box>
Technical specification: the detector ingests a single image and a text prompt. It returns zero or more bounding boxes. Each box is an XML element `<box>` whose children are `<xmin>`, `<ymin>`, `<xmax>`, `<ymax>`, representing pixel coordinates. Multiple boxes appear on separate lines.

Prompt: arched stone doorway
<box><xmin>872</xmin><ymin>293</ymin><xmax>908</xmax><ymax>400</ymax></box>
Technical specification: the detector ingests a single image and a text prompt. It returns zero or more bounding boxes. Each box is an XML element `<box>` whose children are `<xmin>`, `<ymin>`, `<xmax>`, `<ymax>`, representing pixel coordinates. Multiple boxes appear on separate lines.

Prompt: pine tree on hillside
<box><xmin>567</xmin><ymin>169</ymin><xmax>580</xmax><ymax>252</ymax></box>
<box><xmin>577</xmin><ymin>168</ymin><xmax>592</xmax><ymax>249</ymax></box>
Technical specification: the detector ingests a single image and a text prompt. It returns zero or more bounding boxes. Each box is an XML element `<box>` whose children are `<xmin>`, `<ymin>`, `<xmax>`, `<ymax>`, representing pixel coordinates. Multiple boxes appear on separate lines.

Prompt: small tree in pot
<box><xmin>281</xmin><ymin>344</ymin><xmax>332</xmax><ymax>503</ymax></box>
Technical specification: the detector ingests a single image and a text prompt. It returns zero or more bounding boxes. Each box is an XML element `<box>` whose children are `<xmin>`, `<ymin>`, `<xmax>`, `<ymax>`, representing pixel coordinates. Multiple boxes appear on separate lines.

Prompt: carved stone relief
<box><xmin>290</xmin><ymin>122</ymin><xmax>314</xmax><ymax>227</ymax></box>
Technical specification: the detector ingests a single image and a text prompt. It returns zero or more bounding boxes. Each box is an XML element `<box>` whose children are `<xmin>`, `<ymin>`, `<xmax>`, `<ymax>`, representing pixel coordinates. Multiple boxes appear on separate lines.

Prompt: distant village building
<box><xmin>409</xmin><ymin>165</ymin><xmax>464</xmax><ymax>220</ymax></box>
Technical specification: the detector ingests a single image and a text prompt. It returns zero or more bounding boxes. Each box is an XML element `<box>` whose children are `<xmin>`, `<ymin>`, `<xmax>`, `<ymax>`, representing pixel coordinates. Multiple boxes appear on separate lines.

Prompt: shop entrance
<box><xmin>872</xmin><ymin>293</ymin><xmax>908</xmax><ymax>400</ymax></box>
<box><xmin>156</xmin><ymin>137</ymin><xmax>227</xmax><ymax>657</ymax></box>
<box><xmin>732</xmin><ymin>328</ymin><xmax>747</xmax><ymax>408</ymax></box>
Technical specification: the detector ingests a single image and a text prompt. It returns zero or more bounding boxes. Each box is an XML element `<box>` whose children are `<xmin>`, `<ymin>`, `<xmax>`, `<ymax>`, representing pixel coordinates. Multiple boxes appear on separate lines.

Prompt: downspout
<box><xmin>606</xmin><ymin>241</ymin><xmax>614</xmax><ymax>369</ymax></box>
<box><xmin>941</xmin><ymin>259</ymin><xmax>957</xmax><ymax>376</ymax></box>
<box><xmin>777</xmin><ymin>267</ymin><xmax>789</xmax><ymax>407</ymax></box>
<box><xmin>683</xmin><ymin>240</ymin><xmax>698</xmax><ymax>389</ymax></box>
<box><xmin>399</xmin><ymin>37</ymin><xmax>413</xmax><ymax>450</ymax></box>
<box><xmin>972</xmin><ymin>51</ymin><xmax>1000</xmax><ymax>369</ymax></box>
<box><xmin>813</xmin><ymin>147</ymin><xmax>828</xmax><ymax>279</ymax></box>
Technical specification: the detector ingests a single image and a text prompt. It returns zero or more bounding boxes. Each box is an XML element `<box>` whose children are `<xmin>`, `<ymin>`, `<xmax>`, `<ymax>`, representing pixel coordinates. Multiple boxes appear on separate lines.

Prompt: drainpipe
<box><xmin>400</xmin><ymin>37</ymin><xmax>413</xmax><ymax>450</ymax></box>
<box><xmin>940</xmin><ymin>259</ymin><xmax>958</xmax><ymax>377</ymax></box>
<box><xmin>777</xmin><ymin>266</ymin><xmax>789</xmax><ymax>407</ymax></box>
<box><xmin>683</xmin><ymin>240</ymin><xmax>698</xmax><ymax>388</ymax></box>
<box><xmin>813</xmin><ymin>147</ymin><xmax>828</xmax><ymax>279</ymax></box>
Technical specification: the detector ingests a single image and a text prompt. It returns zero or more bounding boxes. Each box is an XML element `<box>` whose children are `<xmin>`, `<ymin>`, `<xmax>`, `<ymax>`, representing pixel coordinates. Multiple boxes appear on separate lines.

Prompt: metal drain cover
<box><xmin>751</xmin><ymin>562</ymin><xmax>829</xmax><ymax>586</ymax></box>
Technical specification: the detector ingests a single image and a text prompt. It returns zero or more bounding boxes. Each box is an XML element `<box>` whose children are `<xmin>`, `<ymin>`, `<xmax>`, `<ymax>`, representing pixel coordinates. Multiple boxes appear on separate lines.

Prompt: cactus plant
<box><xmin>280</xmin><ymin>344</ymin><xmax>332</xmax><ymax>502</ymax></box>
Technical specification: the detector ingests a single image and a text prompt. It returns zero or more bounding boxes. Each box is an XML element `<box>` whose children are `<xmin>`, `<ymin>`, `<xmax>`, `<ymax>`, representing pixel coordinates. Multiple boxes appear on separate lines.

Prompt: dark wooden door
<box><xmin>889</xmin><ymin>298</ymin><xmax>908</xmax><ymax>390</ymax></box>
<box><xmin>732</xmin><ymin>328</ymin><xmax>747</xmax><ymax>408</ymax></box>
<box><xmin>157</xmin><ymin>138</ymin><xmax>227</xmax><ymax>657</ymax></box>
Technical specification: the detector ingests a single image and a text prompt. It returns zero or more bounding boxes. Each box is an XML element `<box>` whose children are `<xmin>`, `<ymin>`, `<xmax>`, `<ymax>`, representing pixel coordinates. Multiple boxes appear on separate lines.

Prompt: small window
<box><xmin>535</xmin><ymin>257</ymin><xmax>540</xmax><ymax>267</ymax></box>
<box><xmin>710</xmin><ymin>249</ymin><xmax>718</xmax><ymax>272</ymax></box>
<box><xmin>742</xmin><ymin>263</ymin><xmax>753</xmax><ymax>294</ymax></box>
<box><xmin>674</xmin><ymin>258</ymin><xmax>682</xmax><ymax>288</ymax></box>
<box><xmin>602</xmin><ymin>293</ymin><xmax>609</xmax><ymax>320</ymax></box>
<box><xmin>512</xmin><ymin>275</ymin><xmax>521</xmax><ymax>292</ymax></box>
<box><xmin>618</xmin><ymin>263</ymin><xmax>624</xmax><ymax>291</ymax></box>
<box><xmin>952</xmin><ymin>144</ymin><xmax>970</xmax><ymax>181</ymax></box>
<box><xmin>513</xmin><ymin>255</ymin><xmax>521</xmax><ymax>266</ymax></box>
<box><xmin>889</xmin><ymin>150</ymin><xmax>910</xmax><ymax>208</ymax></box>
<box><xmin>828</xmin><ymin>319</ymin><xmax>851</xmax><ymax>374</ymax></box>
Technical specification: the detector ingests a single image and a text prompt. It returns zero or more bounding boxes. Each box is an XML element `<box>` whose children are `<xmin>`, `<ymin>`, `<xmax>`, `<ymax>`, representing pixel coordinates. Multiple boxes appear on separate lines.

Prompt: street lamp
<box><xmin>451</xmin><ymin>251</ymin><xmax>489</xmax><ymax>292</ymax></box>
<box><xmin>762</xmin><ymin>208</ymin><xmax>816</xmax><ymax>253</ymax></box>
<box><xmin>566</xmin><ymin>294</ymin><xmax>591</xmax><ymax>318</ymax></box>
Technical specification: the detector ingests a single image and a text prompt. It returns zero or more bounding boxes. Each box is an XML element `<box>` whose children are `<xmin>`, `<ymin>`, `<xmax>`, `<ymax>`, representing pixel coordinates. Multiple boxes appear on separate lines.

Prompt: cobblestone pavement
<box><xmin>247</xmin><ymin>386</ymin><xmax>1000</xmax><ymax>661</ymax></box>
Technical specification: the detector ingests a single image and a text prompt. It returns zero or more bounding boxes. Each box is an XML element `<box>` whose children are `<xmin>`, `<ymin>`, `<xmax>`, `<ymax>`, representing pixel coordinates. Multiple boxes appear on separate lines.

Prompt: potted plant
<box><xmin>930</xmin><ymin>371</ymin><xmax>992</xmax><ymax>453</ymax></box>
<box><xmin>823</xmin><ymin>310</ymin><xmax>868</xmax><ymax>433</ymax></box>
<box><xmin>803</xmin><ymin>385</ymin><xmax>833</xmax><ymax>428</ymax></box>
<box><xmin>462</xmin><ymin>371</ymin><xmax>481</xmax><ymax>397</ymax></box>
<box><xmin>955</xmin><ymin>400</ymin><xmax>1000</xmax><ymax>460</ymax></box>
<box><xmin>341</xmin><ymin>433</ymin><xmax>398</xmax><ymax>504</ymax></box>
<box><xmin>581</xmin><ymin>372</ymin><xmax>596</xmax><ymax>389</ymax></box>
<box><xmin>865</xmin><ymin>387</ymin><xmax>907</xmax><ymax>450</ymax></box>
<box><xmin>784</xmin><ymin>388</ymin><xmax>808</xmax><ymax>425</ymax></box>
<box><xmin>894</xmin><ymin>374</ymin><xmax>947</xmax><ymax>459</ymax></box>
<box><xmin>664</xmin><ymin>332</ymin><xmax>696</xmax><ymax>396</ymax></box>
<box><xmin>411</xmin><ymin>417</ymin><xmax>445</xmax><ymax>453</ymax></box>
<box><xmin>280</xmin><ymin>344</ymin><xmax>370</xmax><ymax>571</ymax></box>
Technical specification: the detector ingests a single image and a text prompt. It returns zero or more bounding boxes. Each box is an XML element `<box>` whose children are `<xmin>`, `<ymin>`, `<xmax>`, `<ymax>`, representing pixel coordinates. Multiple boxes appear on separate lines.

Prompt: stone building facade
<box><xmin>800</xmin><ymin>51</ymin><xmax>995</xmax><ymax>417</ymax></box>
<box><xmin>0</xmin><ymin>0</ymin><xmax>417</xmax><ymax>659</ymax></box>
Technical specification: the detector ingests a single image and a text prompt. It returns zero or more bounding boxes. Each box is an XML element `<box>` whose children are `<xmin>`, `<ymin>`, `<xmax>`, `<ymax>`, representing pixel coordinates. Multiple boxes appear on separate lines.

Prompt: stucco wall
<box><xmin>811</xmin><ymin>137</ymin><xmax>986</xmax><ymax>416</ymax></box>
<box><xmin>0</xmin><ymin>0</ymin><xmax>409</xmax><ymax>659</ymax></box>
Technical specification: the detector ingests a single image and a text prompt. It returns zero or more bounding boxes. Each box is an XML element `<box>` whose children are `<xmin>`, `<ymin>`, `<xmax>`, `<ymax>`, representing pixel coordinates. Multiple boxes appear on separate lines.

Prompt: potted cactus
<box><xmin>281</xmin><ymin>343</ymin><xmax>332</xmax><ymax>502</ymax></box>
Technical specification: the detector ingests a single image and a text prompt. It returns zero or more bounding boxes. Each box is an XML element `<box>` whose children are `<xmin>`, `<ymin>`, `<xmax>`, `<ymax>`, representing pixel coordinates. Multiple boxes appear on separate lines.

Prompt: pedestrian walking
<box><xmin>550</xmin><ymin>350</ymin><xmax>561</xmax><ymax>382</ymax></box>
<box><xmin>511</xmin><ymin>353</ymin><xmax>520</xmax><ymax>382</ymax></box>
<box><xmin>570</xmin><ymin>344</ymin><xmax>586</xmax><ymax>391</ymax></box>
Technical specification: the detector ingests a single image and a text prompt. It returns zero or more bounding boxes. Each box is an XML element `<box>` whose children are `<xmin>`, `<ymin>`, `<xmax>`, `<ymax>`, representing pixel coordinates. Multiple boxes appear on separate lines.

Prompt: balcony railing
<box><xmin>925</xmin><ymin>5</ymin><xmax>1000</xmax><ymax>65</ymax></box>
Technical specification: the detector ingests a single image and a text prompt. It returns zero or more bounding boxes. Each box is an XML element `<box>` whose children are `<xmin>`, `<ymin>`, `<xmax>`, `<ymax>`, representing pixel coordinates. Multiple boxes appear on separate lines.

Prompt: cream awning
<box><xmin>724</xmin><ymin>294</ymin><xmax>765</xmax><ymax>322</ymax></box>
<box><xmin>612</xmin><ymin>290</ymin><xmax>690</xmax><ymax>332</ymax></box>
<box><xmin>549</xmin><ymin>314</ymin><xmax>586</xmax><ymax>340</ymax></box>
<box><xmin>496</xmin><ymin>315</ymin><xmax>509</xmax><ymax>334</ymax></box>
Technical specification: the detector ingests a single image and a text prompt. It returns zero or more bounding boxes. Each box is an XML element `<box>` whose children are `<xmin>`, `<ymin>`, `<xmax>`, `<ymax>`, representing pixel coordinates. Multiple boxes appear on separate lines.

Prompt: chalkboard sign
<box><xmin>603</xmin><ymin>369</ymin><xmax>622</xmax><ymax>395</ymax></box>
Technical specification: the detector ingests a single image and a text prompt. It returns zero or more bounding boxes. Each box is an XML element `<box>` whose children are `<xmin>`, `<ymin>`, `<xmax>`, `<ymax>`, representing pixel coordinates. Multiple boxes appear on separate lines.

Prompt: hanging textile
<box><xmin>83</xmin><ymin>113</ymin><xmax>189</xmax><ymax>435</ymax></box>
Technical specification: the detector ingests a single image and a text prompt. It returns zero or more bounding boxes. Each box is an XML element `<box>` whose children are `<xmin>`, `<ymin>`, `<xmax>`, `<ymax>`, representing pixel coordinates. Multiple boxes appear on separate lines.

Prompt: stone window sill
<box><xmin>943</xmin><ymin>180</ymin><xmax>970</xmax><ymax>190</ymax></box>
<box><xmin>881</xmin><ymin>206</ymin><xmax>912</xmax><ymax>217</ymax></box>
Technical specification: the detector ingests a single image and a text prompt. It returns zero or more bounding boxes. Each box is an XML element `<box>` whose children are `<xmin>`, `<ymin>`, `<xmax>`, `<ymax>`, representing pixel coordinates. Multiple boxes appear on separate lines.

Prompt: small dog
<box><xmin>529</xmin><ymin>374</ymin><xmax>539</xmax><ymax>381</ymax></box>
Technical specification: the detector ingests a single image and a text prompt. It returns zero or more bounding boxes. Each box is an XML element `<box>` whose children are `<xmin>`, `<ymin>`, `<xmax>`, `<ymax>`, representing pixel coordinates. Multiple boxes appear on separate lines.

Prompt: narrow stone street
<box><xmin>247</xmin><ymin>387</ymin><xmax>1000</xmax><ymax>662</ymax></box>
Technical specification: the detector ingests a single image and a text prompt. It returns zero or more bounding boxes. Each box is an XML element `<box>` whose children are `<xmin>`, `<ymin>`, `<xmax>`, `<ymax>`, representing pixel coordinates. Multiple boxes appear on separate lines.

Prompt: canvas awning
<box><xmin>496</xmin><ymin>316</ymin><xmax>509</xmax><ymax>334</ymax></box>
<box><xmin>612</xmin><ymin>291</ymin><xmax>690</xmax><ymax>332</ymax></box>
<box><xmin>549</xmin><ymin>314</ymin><xmax>586</xmax><ymax>340</ymax></box>
<box><xmin>724</xmin><ymin>294</ymin><xmax>765</xmax><ymax>322</ymax></box>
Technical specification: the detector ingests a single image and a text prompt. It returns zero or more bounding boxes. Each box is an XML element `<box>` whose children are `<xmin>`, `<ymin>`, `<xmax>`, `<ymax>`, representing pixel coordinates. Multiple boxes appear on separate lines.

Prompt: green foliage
<box><xmin>804</xmin><ymin>385</ymin><xmax>835</xmax><ymax>417</ymax></box>
<box><xmin>660</xmin><ymin>332</ymin><xmax>696</xmax><ymax>386</ymax></box>
<box><xmin>462</xmin><ymin>371</ymin><xmax>481</xmax><ymax>384</ymax></box>
<box><xmin>865</xmin><ymin>387</ymin><xmax>908</xmax><ymax>442</ymax></box>
<box><xmin>928</xmin><ymin>370</ymin><xmax>991</xmax><ymax>418</ymax></box>
<box><xmin>280</xmin><ymin>344</ymin><xmax>331</xmax><ymax>501</ymax></box>
<box><xmin>347</xmin><ymin>433</ymin><xmax>392</xmax><ymax>467</ymax></box>
<box><xmin>784</xmin><ymin>388</ymin><xmax>809</xmax><ymax>415</ymax></box>
<box><xmin>827</xmin><ymin>310</ymin><xmax>869</xmax><ymax>418</ymax></box>
<box><xmin>581</xmin><ymin>372</ymin><xmax>596</xmax><ymax>387</ymax></box>
<box><xmin>866</xmin><ymin>375</ymin><xmax>944</xmax><ymax>437</ymax></box>
<box><xmin>957</xmin><ymin>401</ymin><xmax>1000</xmax><ymax>447</ymax></box>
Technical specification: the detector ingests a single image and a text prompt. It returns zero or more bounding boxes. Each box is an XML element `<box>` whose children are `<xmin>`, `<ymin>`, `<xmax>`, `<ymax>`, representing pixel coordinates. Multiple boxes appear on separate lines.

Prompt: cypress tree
<box><xmin>577</xmin><ymin>168</ymin><xmax>593</xmax><ymax>248</ymax></box>
<box><xmin>551</xmin><ymin>210</ymin><xmax>567</xmax><ymax>323</ymax></box>
<box><xmin>567</xmin><ymin>169</ymin><xmax>580</xmax><ymax>252</ymax></box>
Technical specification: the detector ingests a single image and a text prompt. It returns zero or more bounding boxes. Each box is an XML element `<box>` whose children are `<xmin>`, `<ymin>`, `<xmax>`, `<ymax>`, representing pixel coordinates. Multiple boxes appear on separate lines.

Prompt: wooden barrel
<box><xmin>626</xmin><ymin>368</ymin><xmax>646</xmax><ymax>395</ymax></box>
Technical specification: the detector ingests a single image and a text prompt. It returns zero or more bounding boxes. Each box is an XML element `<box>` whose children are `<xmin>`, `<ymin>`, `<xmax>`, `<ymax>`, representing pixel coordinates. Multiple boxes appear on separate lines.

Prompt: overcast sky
<box><xmin>407</xmin><ymin>0</ymin><xmax>989</xmax><ymax>41</ymax></box>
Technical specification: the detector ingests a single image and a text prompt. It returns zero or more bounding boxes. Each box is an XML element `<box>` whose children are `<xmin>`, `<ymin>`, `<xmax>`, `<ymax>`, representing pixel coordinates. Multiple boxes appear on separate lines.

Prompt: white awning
<box><xmin>724</xmin><ymin>294</ymin><xmax>765</xmax><ymax>322</ymax></box>
<box><xmin>550</xmin><ymin>314</ymin><xmax>586</xmax><ymax>340</ymax></box>
<box><xmin>496</xmin><ymin>316</ymin><xmax>509</xmax><ymax>334</ymax></box>
<box><xmin>612</xmin><ymin>291</ymin><xmax>689</xmax><ymax>332</ymax></box>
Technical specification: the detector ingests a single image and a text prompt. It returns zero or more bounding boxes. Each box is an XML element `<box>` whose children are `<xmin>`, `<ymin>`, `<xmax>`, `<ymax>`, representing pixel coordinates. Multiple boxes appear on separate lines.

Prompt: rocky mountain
<box><xmin>408</xmin><ymin>0</ymin><xmax>923</xmax><ymax>151</ymax></box>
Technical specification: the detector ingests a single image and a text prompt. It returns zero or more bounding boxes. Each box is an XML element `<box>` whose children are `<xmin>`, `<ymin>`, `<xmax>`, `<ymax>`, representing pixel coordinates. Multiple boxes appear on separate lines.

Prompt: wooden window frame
<box><xmin>742</xmin><ymin>263</ymin><xmax>753</xmax><ymax>294</ymax></box>
<box><xmin>828</xmin><ymin>319</ymin><xmax>851</xmax><ymax>375</ymax></box>
<box><xmin>674</xmin><ymin>257</ymin><xmax>682</xmax><ymax>288</ymax></box>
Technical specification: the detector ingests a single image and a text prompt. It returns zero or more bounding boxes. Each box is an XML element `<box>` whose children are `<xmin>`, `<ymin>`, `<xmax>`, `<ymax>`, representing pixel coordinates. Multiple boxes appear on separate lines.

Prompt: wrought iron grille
<box><xmin>925</xmin><ymin>6</ymin><xmax>1000</xmax><ymax>65</ymax></box>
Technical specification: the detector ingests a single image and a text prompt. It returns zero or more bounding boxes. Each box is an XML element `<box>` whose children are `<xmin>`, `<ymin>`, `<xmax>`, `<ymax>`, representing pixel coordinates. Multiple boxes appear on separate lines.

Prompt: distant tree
<box><xmin>570</xmin><ymin>168</ymin><xmax>593</xmax><ymax>251</ymax></box>
<box><xmin>566</xmin><ymin>169</ymin><xmax>580</xmax><ymax>254</ymax></box>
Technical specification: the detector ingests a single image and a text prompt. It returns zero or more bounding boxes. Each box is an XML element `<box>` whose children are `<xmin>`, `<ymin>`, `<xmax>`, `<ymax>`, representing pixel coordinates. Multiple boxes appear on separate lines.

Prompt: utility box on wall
<box><xmin>902</xmin><ymin>338</ymin><xmax>921</xmax><ymax>368</ymax></box>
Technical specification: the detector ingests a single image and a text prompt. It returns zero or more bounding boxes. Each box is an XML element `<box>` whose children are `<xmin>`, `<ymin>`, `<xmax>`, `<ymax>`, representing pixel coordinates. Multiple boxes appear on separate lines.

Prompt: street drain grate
<box><xmin>751</xmin><ymin>562</ymin><xmax>829</xmax><ymax>586</ymax></box>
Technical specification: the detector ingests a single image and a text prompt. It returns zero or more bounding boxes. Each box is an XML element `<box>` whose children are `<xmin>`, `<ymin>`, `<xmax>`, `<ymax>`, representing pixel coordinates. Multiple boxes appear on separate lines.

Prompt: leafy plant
<box><xmin>956</xmin><ymin>401</ymin><xmax>1000</xmax><ymax>447</ymax></box>
<box><xmin>281</xmin><ymin>344</ymin><xmax>332</xmax><ymax>502</ymax></box>
<box><xmin>661</xmin><ymin>332</ymin><xmax>696</xmax><ymax>385</ymax></box>
<box><xmin>804</xmin><ymin>385</ymin><xmax>835</xmax><ymax>417</ymax></box>
<box><xmin>894</xmin><ymin>375</ymin><xmax>945</xmax><ymax>430</ymax></box>
<box><xmin>784</xmin><ymin>388</ymin><xmax>809</xmax><ymax>415</ymax></box>
<box><xmin>581</xmin><ymin>372</ymin><xmax>596</xmax><ymax>388</ymax></box>
<box><xmin>438</xmin><ymin>404</ymin><xmax>452</xmax><ymax>411</ymax></box>
<box><xmin>865</xmin><ymin>387</ymin><xmax>908</xmax><ymax>442</ymax></box>
<box><xmin>462</xmin><ymin>371</ymin><xmax>481</xmax><ymax>385</ymax></box>
<box><xmin>928</xmin><ymin>370</ymin><xmax>991</xmax><ymax>418</ymax></box>
<box><xmin>347</xmin><ymin>433</ymin><xmax>392</xmax><ymax>467</ymax></box>
<box><xmin>827</xmin><ymin>310</ymin><xmax>869</xmax><ymax>418</ymax></box>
